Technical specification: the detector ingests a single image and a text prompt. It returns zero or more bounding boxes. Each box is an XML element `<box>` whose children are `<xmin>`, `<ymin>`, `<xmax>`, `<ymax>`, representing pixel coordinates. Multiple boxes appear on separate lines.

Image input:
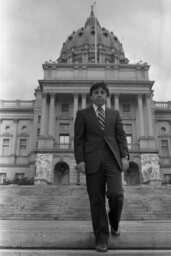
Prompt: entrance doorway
<box><xmin>124</xmin><ymin>161</ymin><xmax>141</xmax><ymax>185</ymax></box>
<box><xmin>54</xmin><ymin>161</ymin><xmax>69</xmax><ymax>185</ymax></box>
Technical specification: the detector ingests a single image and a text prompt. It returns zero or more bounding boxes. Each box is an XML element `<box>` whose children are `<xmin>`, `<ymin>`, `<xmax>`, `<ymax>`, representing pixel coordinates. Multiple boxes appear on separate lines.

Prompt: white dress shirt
<box><xmin>93</xmin><ymin>104</ymin><xmax>106</xmax><ymax>118</ymax></box>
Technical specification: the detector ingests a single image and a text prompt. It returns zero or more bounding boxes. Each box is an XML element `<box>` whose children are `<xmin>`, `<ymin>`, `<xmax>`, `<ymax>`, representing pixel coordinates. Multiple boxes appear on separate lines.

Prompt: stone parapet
<box><xmin>42</xmin><ymin>63</ymin><xmax>151</xmax><ymax>82</ymax></box>
<box><xmin>0</xmin><ymin>100</ymin><xmax>34</xmax><ymax>109</ymax></box>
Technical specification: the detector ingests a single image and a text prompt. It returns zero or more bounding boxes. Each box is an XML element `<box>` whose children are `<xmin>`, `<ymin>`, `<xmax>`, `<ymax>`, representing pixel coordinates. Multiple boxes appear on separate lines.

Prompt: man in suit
<box><xmin>74</xmin><ymin>82</ymin><xmax>129</xmax><ymax>252</ymax></box>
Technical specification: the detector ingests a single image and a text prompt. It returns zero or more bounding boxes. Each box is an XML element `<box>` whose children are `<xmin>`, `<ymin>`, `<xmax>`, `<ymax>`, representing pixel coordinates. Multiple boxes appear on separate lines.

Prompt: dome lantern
<box><xmin>84</xmin><ymin>5</ymin><xmax>100</xmax><ymax>29</ymax></box>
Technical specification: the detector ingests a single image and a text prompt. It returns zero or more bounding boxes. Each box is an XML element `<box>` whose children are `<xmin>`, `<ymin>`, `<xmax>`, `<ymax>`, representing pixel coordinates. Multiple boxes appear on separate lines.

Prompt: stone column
<box><xmin>73</xmin><ymin>93</ymin><xmax>79</xmax><ymax>121</ymax></box>
<box><xmin>0</xmin><ymin>119</ymin><xmax>2</xmax><ymax>133</ymax></box>
<box><xmin>12</xmin><ymin>119</ymin><xmax>18</xmax><ymax>155</ymax></box>
<box><xmin>122</xmin><ymin>172</ymin><xmax>126</xmax><ymax>186</ymax></box>
<box><xmin>30</xmin><ymin>111</ymin><xmax>39</xmax><ymax>151</ymax></box>
<box><xmin>72</xmin><ymin>93</ymin><xmax>79</xmax><ymax>147</ymax></box>
<box><xmin>76</xmin><ymin>93</ymin><xmax>83</xmax><ymax>185</ymax></box>
<box><xmin>106</xmin><ymin>95</ymin><xmax>111</xmax><ymax>108</ymax></box>
<box><xmin>48</xmin><ymin>93</ymin><xmax>55</xmax><ymax>137</ymax></box>
<box><xmin>81</xmin><ymin>93</ymin><xmax>87</xmax><ymax>109</ymax></box>
<box><xmin>99</xmin><ymin>50</ymin><xmax>104</xmax><ymax>63</ymax></box>
<box><xmin>146</xmin><ymin>94</ymin><xmax>154</xmax><ymax>136</ymax></box>
<box><xmin>137</xmin><ymin>94</ymin><xmax>145</xmax><ymax>136</ymax></box>
<box><xmin>114</xmin><ymin>94</ymin><xmax>120</xmax><ymax>110</ymax></box>
<box><xmin>0</xmin><ymin>120</ymin><xmax>2</xmax><ymax>155</ymax></box>
<box><xmin>40</xmin><ymin>93</ymin><xmax>47</xmax><ymax>136</ymax></box>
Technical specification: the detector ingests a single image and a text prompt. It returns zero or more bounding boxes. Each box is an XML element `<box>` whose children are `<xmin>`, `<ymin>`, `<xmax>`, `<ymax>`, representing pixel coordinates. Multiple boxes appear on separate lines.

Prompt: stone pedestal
<box><xmin>35</xmin><ymin>154</ymin><xmax>53</xmax><ymax>185</ymax></box>
<box><xmin>139</xmin><ymin>137</ymin><xmax>156</xmax><ymax>150</ymax></box>
<box><xmin>38</xmin><ymin>136</ymin><xmax>54</xmax><ymax>149</ymax></box>
<box><xmin>147</xmin><ymin>179</ymin><xmax>162</xmax><ymax>186</ymax></box>
<box><xmin>141</xmin><ymin>153</ymin><xmax>161</xmax><ymax>185</ymax></box>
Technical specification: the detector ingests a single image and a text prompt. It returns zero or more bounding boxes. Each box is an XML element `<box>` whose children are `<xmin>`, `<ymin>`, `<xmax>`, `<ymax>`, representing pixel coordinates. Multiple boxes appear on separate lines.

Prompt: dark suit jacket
<box><xmin>74</xmin><ymin>106</ymin><xmax>129</xmax><ymax>174</ymax></box>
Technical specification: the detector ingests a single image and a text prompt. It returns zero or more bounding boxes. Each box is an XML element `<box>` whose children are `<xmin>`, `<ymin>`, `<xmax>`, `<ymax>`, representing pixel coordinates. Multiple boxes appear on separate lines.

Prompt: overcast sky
<box><xmin>0</xmin><ymin>0</ymin><xmax>171</xmax><ymax>101</ymax></box>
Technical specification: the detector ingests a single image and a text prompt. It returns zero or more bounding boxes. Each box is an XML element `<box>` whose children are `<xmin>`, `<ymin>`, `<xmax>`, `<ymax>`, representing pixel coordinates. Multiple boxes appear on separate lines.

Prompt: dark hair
<box><xmin>89</xmin><ymin>81</ymin><xmax>109</xmax><ymax>97</ymax></box>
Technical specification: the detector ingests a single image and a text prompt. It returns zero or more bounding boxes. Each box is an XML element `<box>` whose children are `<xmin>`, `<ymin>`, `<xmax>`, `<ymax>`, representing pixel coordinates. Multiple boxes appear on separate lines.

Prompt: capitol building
<box><xmin>0</xmin><ymin>8</ymin><xmax>171</xmax><ymax>186</ymax></box>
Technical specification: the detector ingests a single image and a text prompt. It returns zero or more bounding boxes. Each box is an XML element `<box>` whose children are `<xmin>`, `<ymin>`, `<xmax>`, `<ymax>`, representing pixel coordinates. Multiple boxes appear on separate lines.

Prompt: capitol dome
<box><xmin>58</xmin><ymin>8</ymin><xmax>128</xmax><ymax>64</ymax></box>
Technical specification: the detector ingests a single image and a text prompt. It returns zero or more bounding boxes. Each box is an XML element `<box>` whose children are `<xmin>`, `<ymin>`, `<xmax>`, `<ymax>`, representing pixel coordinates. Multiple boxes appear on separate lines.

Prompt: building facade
<box><xmin>0</xmin><ymin>9</ymin><xmax>171</xmax><ymax>186</ymax></box>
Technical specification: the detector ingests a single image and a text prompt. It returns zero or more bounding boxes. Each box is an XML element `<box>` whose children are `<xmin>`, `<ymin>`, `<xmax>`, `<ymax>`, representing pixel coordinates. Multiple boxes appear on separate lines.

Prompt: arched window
<box><xmin>22</xmin><ymin>126</ymin><xmax>27</xmax><ymax>131</ymax></box>
<box><xmin>103</xmin><ymin>32</ymin><xmax>108</xmax><ymax>37</ymax></box>
<box><xmin>161</xmin><ymin>126</ymin><xmax>166</xmax><ymax>133</ymax></box>
<box><xmin>5</xmin><ymin>126</ymin><xmax>10</xmax><ymax>132</ymax></box>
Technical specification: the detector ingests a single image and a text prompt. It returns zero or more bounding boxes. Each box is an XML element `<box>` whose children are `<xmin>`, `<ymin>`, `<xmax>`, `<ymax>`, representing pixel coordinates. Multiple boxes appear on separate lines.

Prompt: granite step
<box><xmin>0</xmin><ymin>185</ymin><xmax>171</xmax><ymax>221</ymax></box>
<box><xmin>0</xmin><ymin>220</ymin><xmax>171</xmax><ymax>249</ymax></box>
<box><xmin>1</xmin><ymin>249</ymin><xmax>171</xmax><ymax>256</ymax></box>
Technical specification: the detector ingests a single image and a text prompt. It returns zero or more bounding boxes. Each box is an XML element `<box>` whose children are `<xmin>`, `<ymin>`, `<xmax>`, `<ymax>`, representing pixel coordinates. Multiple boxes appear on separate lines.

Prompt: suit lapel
<box><xmin>87</xmin><ymin>106</ymin><xmax>103</xmax><ymax>134</ymax></box>
<box><xmin>104</xmin><ymin>108</ymin><xmax>112</xmax><ymax>131</ymax></box>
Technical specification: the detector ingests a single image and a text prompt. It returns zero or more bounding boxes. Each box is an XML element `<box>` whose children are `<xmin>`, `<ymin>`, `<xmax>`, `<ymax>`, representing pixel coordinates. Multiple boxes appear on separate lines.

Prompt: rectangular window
<box><xmin>37</xmin><ymin>128</ymin><xmax>40</xmax><ymax>136</ymax></box>
<box><xmin>122</xmin><ymin>103</ymin><xmax>131</xmax><ymax>113</ymax></box>
<box><xmin>2</xmin><ymin>139</ymin><xmax>10</xmax><ymax>155</ymax></box>
<box><xmin>123</xmin><ymin>124</ymin><xmax>132</xmax><ymax>133</ymax></box>
<box><xmin>163</xmin><ymin>174</ymin><xmax>171</xmax><ymax>185</ymax></box>
<box><xmin>19</xmin><ymin>139</ymin><xmax>27</xmax><ymax>155</ymax></box>
<box><xmin>61</xmin><ymin>103</ymin><xmax>69</xmax><ymax>113</ymax></box>
<box><xmin>59</xmin><ymin>123</ymin><xmax>70</xmax><ymax>131</ymax></box>
<box><xmin>59</xmin><ymin>134</ymin><xmax>70</xmax><ymax>149</ymax></box>
<box><xmin>38</xmin><ymin>115</ymin><xmax>41</xmax><ymax>123</ymax></box>
<box><xmin>126</xmin><ymin>136</ymin><xmax>132</xmax><ymax>149</ymax></box>
<box><xmin>0</xmin><ymin>173</ymin><xmax>6</xmax><ymax>184</ymax></box>
<box><xmin>161</xmin><ymin>140</ymin><xmax>169</xmax><ymax>157</ymax></box>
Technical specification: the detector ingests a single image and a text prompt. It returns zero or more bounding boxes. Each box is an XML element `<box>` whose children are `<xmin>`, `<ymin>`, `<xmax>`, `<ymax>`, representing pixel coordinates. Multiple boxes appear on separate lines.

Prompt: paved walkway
<box><xmin>1</xmin><ymin>249</ymin><xmax>171</xmax><ymax>256</ymax></box>
<box><xmin>0</xmin><ymin>220</ymin><xmax>171</xmax><ymax>249</ymax></box>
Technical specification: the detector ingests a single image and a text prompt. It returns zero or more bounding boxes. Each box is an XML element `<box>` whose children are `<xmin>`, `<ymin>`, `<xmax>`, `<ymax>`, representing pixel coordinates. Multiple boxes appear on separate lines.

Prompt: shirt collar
<box><xmin>93</xmin><ymin>104</ymin><xmax>106</xmax><ymax>113</ymax></box>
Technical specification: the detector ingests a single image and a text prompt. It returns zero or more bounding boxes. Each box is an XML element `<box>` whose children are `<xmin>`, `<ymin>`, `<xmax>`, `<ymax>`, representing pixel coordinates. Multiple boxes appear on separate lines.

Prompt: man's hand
<box><xmin>121</xmin><ymin>157</ymin><xmax>129</xmax><ymax>172</ymax></box>
<box><xmin>77</xmin><ymin>162</ymin><xmax>86</xmax><ymax>175</ymax></box>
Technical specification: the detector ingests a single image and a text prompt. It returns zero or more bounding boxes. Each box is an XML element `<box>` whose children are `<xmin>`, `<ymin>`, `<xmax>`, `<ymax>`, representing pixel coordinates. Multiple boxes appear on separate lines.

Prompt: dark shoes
<box><xmin>96</xmin><ymin>243</ymin><xmax>108</xmax><ymax>252</ymax></box>
<box><xmin>95</xmin><ymin>227</ymin><xmax>120</xmax><ymax>252</ymax></box>
<box><xmin>111</xmin><ymin>226</ymin><xmax>120</xmax><ymax>236</ymax></box>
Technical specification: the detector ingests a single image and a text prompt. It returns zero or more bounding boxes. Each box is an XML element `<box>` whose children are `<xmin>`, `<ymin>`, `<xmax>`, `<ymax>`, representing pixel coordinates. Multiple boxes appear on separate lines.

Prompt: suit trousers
<box><xmin>86</xmin><ymin>144</ymin><xmax>124</xmax><ymax>244</ymax></box>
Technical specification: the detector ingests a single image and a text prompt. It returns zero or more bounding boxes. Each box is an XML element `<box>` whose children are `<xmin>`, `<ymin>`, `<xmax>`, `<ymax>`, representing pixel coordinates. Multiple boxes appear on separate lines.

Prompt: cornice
<box><xmin>35</xmin><ymin>149</ymin><xmax>74</xmax><ymax>154</ymax></box>
<box><xmin>0</xmin><ymin>134</ymin><xmax>13</xmax><ymax>137</ymax></box>
<box><xmin>0</xmin><ymin>164</ymin><xmax>30</xmax><ymax>168</ymax></box>
<box><xmin>38</xmin><ymin>80</ymin><xmax>154</xmax><ymax>93</ymax></box>
<box><xmin>154</xmin><ymin>109</ymin><xmax>171</xmax><ymax>113</ymax></box>
<box><xmin>17</xmin><ymin>133</ymin><xmax>30</xmax><ymax>137</ymax></box>
<box><xmin>39</xmin><ymin>79</ymin><xmax>154</xmax><ymax>85</ymax></box>
<box><xmin>42</xmin><ymin>63</ymin><xmax>150</xmax><ymax>70</ymax></box>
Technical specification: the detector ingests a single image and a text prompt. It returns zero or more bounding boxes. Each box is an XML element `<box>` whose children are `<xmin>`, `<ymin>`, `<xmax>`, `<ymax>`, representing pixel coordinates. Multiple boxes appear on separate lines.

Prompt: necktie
<box><xmin>97</xmin><ymin>107</ymin><xmax>105</xmax><ymax>131</ymax></box>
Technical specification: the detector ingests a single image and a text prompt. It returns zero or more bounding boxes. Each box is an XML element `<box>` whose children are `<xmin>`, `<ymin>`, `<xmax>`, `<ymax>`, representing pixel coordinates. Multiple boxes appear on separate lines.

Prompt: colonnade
<box><xmin>12</xmin><ymin>120</ymin><xmax>18</xmax><ymax>155</ymax></box>
<box><xmin>39</xmin><ymin>92</ymin><xmax>154</xmax><ymax>138</ymax></box>
<box><xmin>137</xmin><ymin>94</ymin><xmax>153</xmax><ymax>137</ymax></box>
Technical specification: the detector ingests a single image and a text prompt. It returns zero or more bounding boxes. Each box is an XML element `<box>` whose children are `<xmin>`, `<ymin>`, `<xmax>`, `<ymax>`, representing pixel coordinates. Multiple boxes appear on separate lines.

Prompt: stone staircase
<box><xmin>0</xmin><ymin>185</ymin><xmax>171</xmax><ymax>255</ymax></box>
<box><xmin>0</xmin><ymin>185</ymin><xmax>171</xmax><ymax>220</ymax></box>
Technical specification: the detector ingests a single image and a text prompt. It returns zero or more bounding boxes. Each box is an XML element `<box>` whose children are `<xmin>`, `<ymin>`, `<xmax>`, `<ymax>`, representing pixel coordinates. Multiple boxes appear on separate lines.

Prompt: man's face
<box><xmin>90</xmin><ymin>87</ymin><xmax>108</xmax><ymax>107</ymax></box>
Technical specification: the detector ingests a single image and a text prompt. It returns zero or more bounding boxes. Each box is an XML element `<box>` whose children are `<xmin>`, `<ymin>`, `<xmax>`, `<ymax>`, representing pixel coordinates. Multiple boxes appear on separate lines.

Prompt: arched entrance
<box><xmin>124</xmin><ymin>161</ymin><xmax>141</xmax><ymax>186</ymax></box>
<box><xmin>54</xmin><ymin>161</ymin><xmax>69</xmax><ymax>185</ymax></box>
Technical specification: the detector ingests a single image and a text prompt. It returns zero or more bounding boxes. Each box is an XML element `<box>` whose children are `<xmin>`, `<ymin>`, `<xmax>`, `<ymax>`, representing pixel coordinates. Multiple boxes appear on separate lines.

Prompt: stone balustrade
<box><xmin>155</xmin><ymin>101</ymin><xmax>171</xmax><ymax>109</ymax></box>
<box><xmin>54</xmin><ymin>143</ymin><xmax>72</xmax><ymax>150</ymax></box>
<box><xmin>0</xmin><ymin>100</ymin><xmax>34</xmax><ymax>108</ymax></box>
